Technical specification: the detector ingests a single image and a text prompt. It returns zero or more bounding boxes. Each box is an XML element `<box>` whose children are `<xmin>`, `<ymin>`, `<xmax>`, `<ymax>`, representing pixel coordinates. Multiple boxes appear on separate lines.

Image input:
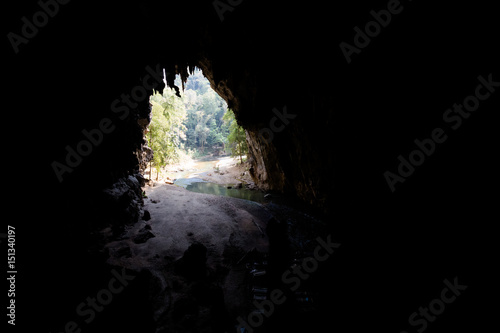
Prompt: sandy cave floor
<box><xmin>103</xmin><ymin>182</ymin><xmax>272</xmax><ymax>329</ymax></box>
<box><xmin>148</xmin><ymin>155</ymin><xmax>256</xmax><ymax>187</ymax></box>
<box><xmin>100</xmin><ymin>156</ymin><xmax>327</xmax><ymax>330</ymax></box>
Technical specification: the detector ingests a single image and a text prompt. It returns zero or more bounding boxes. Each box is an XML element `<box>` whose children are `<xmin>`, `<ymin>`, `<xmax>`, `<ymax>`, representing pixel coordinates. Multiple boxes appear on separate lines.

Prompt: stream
<box><xmin>173</xmin><ymin>156</ymin><xmax>266</xmax><ymax>203</ymax></box>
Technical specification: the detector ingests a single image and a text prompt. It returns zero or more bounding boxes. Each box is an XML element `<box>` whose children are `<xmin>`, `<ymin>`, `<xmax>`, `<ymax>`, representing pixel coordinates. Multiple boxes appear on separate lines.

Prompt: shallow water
<box><xmin>172</xmin><ymin>156</ymin><xmax>265</xmax><ymax>203</ymax></box>
<box><xmin>185</xmin><ymin>180</ymin><xmax>266</xmax><ymax>203</ymax></box>
<box><xmin>173</xmin><ymin>157</ymin><xmax>220</xmax><ymax>180</ymax></box>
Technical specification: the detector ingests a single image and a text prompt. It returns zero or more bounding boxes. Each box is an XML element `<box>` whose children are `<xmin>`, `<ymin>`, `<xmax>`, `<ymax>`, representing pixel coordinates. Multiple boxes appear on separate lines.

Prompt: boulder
<box><xmin>175</xmin><ymin>242</ymin><xmax>207</xmax><ymax>280</ymax></box>
<box><xmin>133</xmin><ymin>227</ymin><xmax>155</xmax><ymax>244</ymax></box>
<box><xmin>114</xmin><ymin>245</ymin><xmax>132</xmax><ymax>258</ymax></box>
<box><xmin>142</xmin><ymin>210</ymin><xmax>151</xmax><ymax>221</ymax></box>
<box><xmin>135</xmin><ymin>173</ymin><xmax>147</xmax><ymax>187</ymax></box>
<box><xmin>102</xmin><ymin>175</ymin><xmax>144</xmax><ymax>226</ymax></box>
<box><xmin>172</xmin><ymin>297</ymin><xmax>199</xmax><ymax>324</ymax></box>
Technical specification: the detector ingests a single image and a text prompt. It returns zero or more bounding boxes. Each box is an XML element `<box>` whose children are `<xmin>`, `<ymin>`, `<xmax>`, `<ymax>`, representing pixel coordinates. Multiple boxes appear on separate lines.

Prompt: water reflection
<box><xmin>182</xmin><ymin>179</ymin><xmax>265</xmax><ymax>203</ymax></box>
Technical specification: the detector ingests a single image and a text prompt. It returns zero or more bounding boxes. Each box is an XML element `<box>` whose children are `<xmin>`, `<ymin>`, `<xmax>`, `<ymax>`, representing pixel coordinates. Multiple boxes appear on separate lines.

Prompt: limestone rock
<box><xmin>133</xmin><ymin>228</ymin><xmax>155</xmax><ymax>244</ymax></box>
<box><xmin>175</xmin><ymin>242</ymin><xmax>207</xmax><ymax>280</ymax></box>
<box><xmin>142</xmin><ymin>210</ymin><xmax>151</xmax><ymax>221</ymax></box>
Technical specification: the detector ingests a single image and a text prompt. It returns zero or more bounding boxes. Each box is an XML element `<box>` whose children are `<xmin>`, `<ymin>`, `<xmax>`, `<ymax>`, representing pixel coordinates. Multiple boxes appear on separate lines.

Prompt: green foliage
<box><xmin>148</xmin><ymin>87</ymin><xmax>186</xmax><ymax>179</ymax></box>
<box><xmin>223</xmin><ymin>109</ymin><xmax>248</xmax><ymax>163</ymax></box>
<box><xmin>147</xmin><ymin>67</ymin><xmax>243</xmax><ymax>175</ymax></box>
<box><xmin>178</xmin><ymin>68</ymin><xmax>229</xmax><ymax>155</ymax></box>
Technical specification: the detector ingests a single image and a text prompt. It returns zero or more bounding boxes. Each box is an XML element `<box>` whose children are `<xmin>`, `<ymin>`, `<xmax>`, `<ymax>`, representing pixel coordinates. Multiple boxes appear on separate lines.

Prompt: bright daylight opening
<box><xmin>144</xmin><ymin>67</ymin><xmax>263</xmax><ymax>202</ymax></box>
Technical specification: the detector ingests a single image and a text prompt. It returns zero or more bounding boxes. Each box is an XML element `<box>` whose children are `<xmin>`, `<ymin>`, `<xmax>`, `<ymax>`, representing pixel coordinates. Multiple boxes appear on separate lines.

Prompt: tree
<box><xmin>223</xmin><ymin>109</ymin><xmax>248</xmax><ymax>163</ymax></box>
<box><xmin>147</xmin><ymin>87</ymin><xmax>187</xmax><ymax>179</ymax></box>
<box><xmin>148</xmin><ymin>101</ymin><xmax>168</xmax><ymax>180</ymax></box>
<box><xmin>180</xmin><ymin>68</ymin><xmax>228</xmax><ymax>155</ymax></box>
<box><xmin>148</xmin><ymin>67</ymin><xmax>230</xmax><ymax>161</ymax></box>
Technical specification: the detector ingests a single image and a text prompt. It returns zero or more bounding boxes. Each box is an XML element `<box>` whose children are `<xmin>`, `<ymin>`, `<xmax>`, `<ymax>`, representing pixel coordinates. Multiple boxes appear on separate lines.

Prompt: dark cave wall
<box><xmin>8</xmin><ymin>0</ymin><xmax>498</xmax><ymax>226</ymax></box>
<box><xmin>9</xmin><ymin>0</ymin><xmax>498</xmax><ymax>242</ymax></box>
<box><xmin>6</xmin><ymin>1</ymin><xmax>499</xmax><ymax>331</ymax></box>
<box><xmin>17</xmin><ymin>0</ymin><xmax>340</xmax><ymax>217</ymax></box>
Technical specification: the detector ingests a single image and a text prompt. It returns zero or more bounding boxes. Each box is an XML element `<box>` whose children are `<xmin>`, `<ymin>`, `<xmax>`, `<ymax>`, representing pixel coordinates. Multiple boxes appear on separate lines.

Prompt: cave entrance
<box><xmin>144</xmin><ymin>67</ymin><xmax>259</xmax><ymax>201</ymax></box>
